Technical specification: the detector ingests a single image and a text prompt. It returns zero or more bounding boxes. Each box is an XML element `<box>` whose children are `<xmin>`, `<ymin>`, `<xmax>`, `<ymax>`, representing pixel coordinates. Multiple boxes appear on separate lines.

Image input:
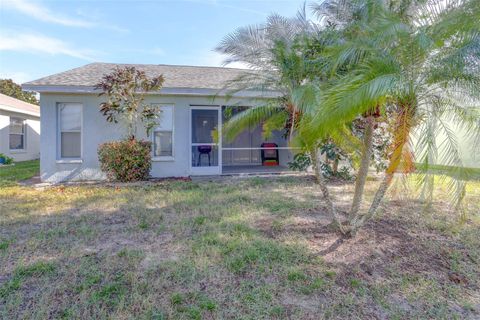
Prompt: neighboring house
<box><xmin>23</xmin><ymin>63</ymin><xmax>293</xmax><ymax>183</ymax></box>
<box><xmin>0</xmin><ymin>93</ymin><xmax>40</xmax><ymax>162</ymax></box>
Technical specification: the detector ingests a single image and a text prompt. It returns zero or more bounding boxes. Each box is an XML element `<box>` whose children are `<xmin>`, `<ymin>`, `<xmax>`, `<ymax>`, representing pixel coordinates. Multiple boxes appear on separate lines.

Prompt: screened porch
<box><xmin>220</xmin><ymin>106</ymin><xmax>294</xmax><ymax>175</ymax></box>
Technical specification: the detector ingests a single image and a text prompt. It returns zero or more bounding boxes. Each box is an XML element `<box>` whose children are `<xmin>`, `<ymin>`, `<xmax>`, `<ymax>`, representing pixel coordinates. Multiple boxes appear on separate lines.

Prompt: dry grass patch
<box><xmin>0</xmin><ymin>175</ymin><xmax>479</xmax><ymax>319</ymax></box>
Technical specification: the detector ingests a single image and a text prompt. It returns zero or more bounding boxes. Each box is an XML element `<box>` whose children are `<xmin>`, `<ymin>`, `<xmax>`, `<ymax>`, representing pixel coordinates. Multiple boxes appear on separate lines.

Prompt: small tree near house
<box><xmin>95</xmin><ymin>67</ymin><xmax>165</xmax><ymax>182</ymax></box>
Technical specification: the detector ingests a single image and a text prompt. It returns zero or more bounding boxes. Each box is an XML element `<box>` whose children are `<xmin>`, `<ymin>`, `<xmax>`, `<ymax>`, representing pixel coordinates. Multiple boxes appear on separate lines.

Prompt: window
<box><xmin>9</xmin><ymin>117</ymin><xmax>26</xmax><ymax>150</ymax></box>
<box><xmin>58</xmin><ymin>103</ymin><xmax>82</xmax><ymax>158</ymax></box>
<box><xmin>153</xmin><ymin>105</ymin><xmax>174</xmax><ymax>158</ymax></box>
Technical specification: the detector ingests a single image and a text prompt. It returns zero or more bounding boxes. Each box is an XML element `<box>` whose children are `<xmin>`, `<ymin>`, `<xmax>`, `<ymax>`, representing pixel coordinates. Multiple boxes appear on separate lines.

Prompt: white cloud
<box><xmin>2</xmin><ymin>0</ymin><xmax>130</xmax><ymax>33</ymax></box>
<box><xmin>74</xmin><ymin>6</ymin><xmax>131</xmax><ymax>33</ymax></box>
<box><xmin>0</xmin><ymin>31</ymin><xmax>97</xmax><ymax>60</ymax></box>
<box><xmin>3</xmin><ymin>0</ymin><xmax>94</xmax><ymax>27</ymax></box>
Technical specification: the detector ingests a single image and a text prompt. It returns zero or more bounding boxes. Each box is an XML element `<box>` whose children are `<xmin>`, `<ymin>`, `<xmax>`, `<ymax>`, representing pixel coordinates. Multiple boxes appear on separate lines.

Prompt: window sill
<box><xmin>10</xmin><ymin>150</ymin><xmax>27</xmax><ymax>153</ymax></box>
<box><xmin>56</xmin><ymin>159</ymin><xmax>83</xmax><ymax>164</ymax></box>
<box><xmin>152</xmin><ymin>156</ymin><xmax>175</xmax><ymax>162</ymax></box>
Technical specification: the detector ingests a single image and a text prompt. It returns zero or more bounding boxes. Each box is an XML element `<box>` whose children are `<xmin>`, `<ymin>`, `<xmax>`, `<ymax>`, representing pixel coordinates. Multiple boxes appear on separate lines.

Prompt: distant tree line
<box><xmin>0</xmin><ymin>79</ymin><xmax>38</xmax><ymax>105</ymax></box>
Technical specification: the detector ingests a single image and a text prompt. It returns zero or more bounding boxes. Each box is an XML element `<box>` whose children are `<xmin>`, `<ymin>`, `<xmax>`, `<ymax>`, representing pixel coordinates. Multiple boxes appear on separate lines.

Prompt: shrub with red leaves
<box><xmin>98</xmin><ymin>139</ymin><xmax>151</xmax><ymax>182</ymax></box>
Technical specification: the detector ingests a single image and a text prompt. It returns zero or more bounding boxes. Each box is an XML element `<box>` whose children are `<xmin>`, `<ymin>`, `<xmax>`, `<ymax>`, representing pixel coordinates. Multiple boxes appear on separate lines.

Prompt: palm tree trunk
<box><xmin>350</xmin><ymin>107</ymin><xmax>413</xmax><ymax>234</ymax></box>
<box><xmin>332</xmin><ymin>158</ymin><xmax>339</xmax><ymax>175</ymax></box>
<box><xmin>288</xmin><ymin>102</ymin><xmax>296</xmax><ymax>141</ymax></box>
<box><xmin>350</xmin><ymin>172</ymin><xmax>393</xmax><ymax>232</ymax></box>
<box><xmin>312</xmin><ymin>147</ymin><xmax>347</xmax><ymax>234</ymax></box>
<box><xmin>349</xmin><ymin>116</ymin><xmax>375</xmax><ymax>220</ymax></box>
<box><xmin>311</xmin><ymin>148</ymin><xmax>321</xmax><ymax>183</ymax></box>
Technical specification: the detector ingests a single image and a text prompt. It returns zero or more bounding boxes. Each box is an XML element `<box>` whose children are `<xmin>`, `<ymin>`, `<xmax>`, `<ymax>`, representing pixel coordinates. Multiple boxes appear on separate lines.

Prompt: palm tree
<box><xmin>306</xmin><ymin>0</ymin><xmax>480</xmax><ymax>235</ymax></box>
<box><xmin>216</xmin><ymin>9</ymin><xmax>314</xmax><ymax>141</ymax></box>
<box><xmin>216</xmin><ymin>8</ymin><xmax>360</xmax><ymax>228</ymax></box>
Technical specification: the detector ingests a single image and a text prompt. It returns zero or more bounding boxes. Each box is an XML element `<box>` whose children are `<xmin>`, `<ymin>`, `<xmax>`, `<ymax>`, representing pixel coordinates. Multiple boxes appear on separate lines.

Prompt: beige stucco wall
<box><xmin>0</xmin><ymin>109</ymin><xmax>40</xmax><ymax>162</ymax></box>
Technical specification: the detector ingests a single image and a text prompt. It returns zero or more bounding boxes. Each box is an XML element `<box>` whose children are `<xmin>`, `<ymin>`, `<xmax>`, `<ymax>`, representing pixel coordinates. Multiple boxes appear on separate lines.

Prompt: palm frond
<box><xmin>262</xmin><ymin>111</ymin><xmax>289</xmax><ymax>139</ymax></box>
<box><xmin>291</xmin><ymin>82</ymin><xmax>322</xmax><ymax>116</ymax></box>
<box><xmin>308</xmin><ymin>56</ymin><xmax>400</xmax><ymax>142</ymax></box>
<box><xmin>415</xmin><ymin>102</ymin><xmax>470</xmax><ymax>210</ymax></box>
<box><xmin>222</xmin><ymin>103</ymin><xmax>285</xmax><ymax>142</ymax></box>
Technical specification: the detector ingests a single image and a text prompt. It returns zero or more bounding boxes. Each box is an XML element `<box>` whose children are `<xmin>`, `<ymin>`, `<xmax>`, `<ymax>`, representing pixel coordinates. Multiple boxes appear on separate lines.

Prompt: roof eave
<box><xmin>21</xmin><ymin>85</ymin><xmax>281</xmax><ymax>99</ymax></box>
<box><xmin>0</xmin><ymin>105</ymin><xmax>40</xmax><ymax>117</ymax></box>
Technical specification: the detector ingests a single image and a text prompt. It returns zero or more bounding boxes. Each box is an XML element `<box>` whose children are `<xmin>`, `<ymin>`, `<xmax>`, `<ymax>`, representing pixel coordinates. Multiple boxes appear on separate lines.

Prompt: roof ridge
<box><xmin>89</xmin><ymin>61</ymin><xmax>250</xmax><ymax>71</ymax></box>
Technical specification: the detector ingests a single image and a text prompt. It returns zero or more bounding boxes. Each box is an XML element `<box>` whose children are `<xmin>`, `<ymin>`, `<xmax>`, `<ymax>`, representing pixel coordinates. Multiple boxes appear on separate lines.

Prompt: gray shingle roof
<box><xmin>23</xmin><ymin>62</ymin><xmax>248</xmax><ymax>90</ymax></box>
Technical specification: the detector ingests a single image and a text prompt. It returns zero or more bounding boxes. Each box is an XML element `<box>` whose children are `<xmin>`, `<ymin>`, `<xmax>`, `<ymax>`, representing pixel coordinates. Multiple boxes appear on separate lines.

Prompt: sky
<box><xmin>0</xmin><ymin>0</ymin><xmax>307</xmax><ymax>84</ymax></box>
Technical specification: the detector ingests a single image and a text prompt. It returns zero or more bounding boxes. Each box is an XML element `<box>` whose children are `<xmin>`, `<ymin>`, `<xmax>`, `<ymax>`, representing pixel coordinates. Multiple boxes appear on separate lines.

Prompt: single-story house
<box><xmin>23</xmin><ymin>63</ymin><xmax>294</xmax><ymax>183</ymax></box>
<box><xmin>0</xmin><ymin>93</ymin><xmax>40</xmax><ymax>162</ymax></box>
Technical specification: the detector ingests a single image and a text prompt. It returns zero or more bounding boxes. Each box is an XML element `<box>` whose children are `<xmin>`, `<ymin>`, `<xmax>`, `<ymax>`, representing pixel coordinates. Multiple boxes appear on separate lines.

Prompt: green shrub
<box><xmin>0</xmin><ymin>153</ymin><xmax>13</xmax><ymax>165</ymax></box>
<box><xmin>98</xmin><ymin>139</ymin><xmax>151</xmax><ymax>182</ymax></box>
<box><xmin>288</xmin><ymin>152</ymin><xmax>311</xmax><ymax>171</ymax></box>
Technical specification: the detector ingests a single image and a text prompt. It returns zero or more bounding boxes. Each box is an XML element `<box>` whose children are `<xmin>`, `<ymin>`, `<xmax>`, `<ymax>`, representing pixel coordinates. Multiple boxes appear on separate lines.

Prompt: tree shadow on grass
<box><xmin>1</xmin><ymin>177</ymin><xmax>479</xmax><ymax>319</ymax></box>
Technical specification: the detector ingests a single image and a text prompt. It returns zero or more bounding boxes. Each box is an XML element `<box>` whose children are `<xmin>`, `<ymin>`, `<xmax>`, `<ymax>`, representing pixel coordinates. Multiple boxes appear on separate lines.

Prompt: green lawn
<box><xmin>0</xmin><ymin>174</ymin><xmax>479</xmax><ymax>319</ymax></box>
<box><xmin>0</xmin><ymin>160</ymin><xmax>39</xmax><ymax>187</ymax></box>
<box><xmin>415</xmin><ymin>163</ymin><xmax>480</xmax><ymax>180</ymax></box>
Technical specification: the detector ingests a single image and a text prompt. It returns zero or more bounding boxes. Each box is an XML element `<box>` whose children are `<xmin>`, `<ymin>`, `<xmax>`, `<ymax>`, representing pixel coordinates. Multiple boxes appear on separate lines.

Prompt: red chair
<box><xmin>261</xmin><ymin>143</ymin><xmax>279</xmax><ymax>166</ymax></box>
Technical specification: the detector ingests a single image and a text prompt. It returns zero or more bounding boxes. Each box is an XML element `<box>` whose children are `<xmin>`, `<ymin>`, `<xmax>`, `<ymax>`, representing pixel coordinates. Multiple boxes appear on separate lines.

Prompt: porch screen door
<box><xmin>190</xmin><ymin>107</ymin><xmax>221</xmax><ymax>175</ymax></box>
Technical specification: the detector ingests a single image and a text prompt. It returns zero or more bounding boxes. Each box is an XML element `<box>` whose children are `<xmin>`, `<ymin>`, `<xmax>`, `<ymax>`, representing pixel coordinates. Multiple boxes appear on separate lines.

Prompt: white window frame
<box><xmin>152</xmin><ymin>104</ymin><xmax>174</xmax><ymax>161</ymax></box>
<box><xmin>9</xmin><ymin>117</ymin><xmax>26</xmax><ymax>151</ymax></box>
<box><xmin>57</xmin><ymin>103</ymin><xmax>83</xmax><ymax>162</ymax></box>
